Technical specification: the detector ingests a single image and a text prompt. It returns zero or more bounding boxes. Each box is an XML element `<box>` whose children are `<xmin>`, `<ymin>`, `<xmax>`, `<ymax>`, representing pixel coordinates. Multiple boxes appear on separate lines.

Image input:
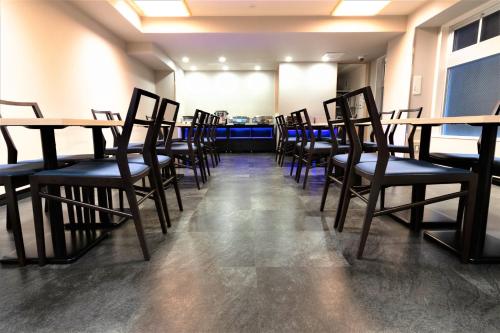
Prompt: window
<box><xmin>452</xmin><ymin>9</ymin><xmax>499</xmax><ymax>52</ymax></box>
<box><xmin>442</xmin><ymin>53</ymin><xmax>500</xmax><ymax>136</ymax></box>
<box><xmin>453</xmin><ymin>20</ymin><xmax>479</xmax><ymax>51</ymax></box>
<box><xmin>480</xmin><ymin>10</ymin><xmax>499</xmax><ymax>42</ymax></box>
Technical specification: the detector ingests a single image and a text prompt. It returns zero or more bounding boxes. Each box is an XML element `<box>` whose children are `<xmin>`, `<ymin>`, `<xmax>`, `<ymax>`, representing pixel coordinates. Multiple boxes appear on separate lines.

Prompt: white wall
<box><xmin>182</xmin><ymin>71</ymin><xmax>275</xmax><ymax>118</ymax></box>
<box><xmin>0</xmin><ymin>0</ymin><xmax>155</xmax><ymax>161</ymax></box>
<box><xmin>155</xmin><ymin>71</ymin><xmax>175</xmax><ymax>100</ymax></box>
<box><xmin>278</xmin><ymin>63</ymin><xmax>337</xmax><ymax>123</ymax></box>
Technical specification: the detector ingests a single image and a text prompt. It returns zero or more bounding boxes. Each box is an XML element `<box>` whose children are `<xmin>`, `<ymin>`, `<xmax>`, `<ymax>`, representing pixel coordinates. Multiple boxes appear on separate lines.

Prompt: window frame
<box><xmin>432</xmin><ymin>2</ymin><xmax>500</xmax><ymax>140</ymax></box>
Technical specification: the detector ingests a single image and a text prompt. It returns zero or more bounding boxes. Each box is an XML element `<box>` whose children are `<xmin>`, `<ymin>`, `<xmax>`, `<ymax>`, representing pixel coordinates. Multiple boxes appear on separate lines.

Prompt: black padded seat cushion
<box><xmin>33</xmin><ymin>161</ymin><xmax>150</xmax><ymax>179</ymax></box>
<box><xmin>57</xmin><ymin>154</ymin><xmax>95</xmax><ymax>162</ymax></box>
<box><xmin>96</xmin><ymin>155</ymin><xmax>171</xmax><ymax>167</ymax></box>
<box><xmin>171</xmin><ymin>143</ymin><xmax>198</xmax><ymax>152</ymax></box>
<box><xmin>0</xmin><ymin>162</ymin><xmax>44</xmax><ymax>177</ymax></box>
<box><xmin>127</xmin><ymin>155</ymin><xmax>171</xmax><ymax>167</ymax></box>
<box><xmin>430</xmin><ymin>152</ymin><xmax>500</xmax><ymax>175</ymax></box>
<box><xmin>388</xmin><ymin>144</ymin><xmax>410</xmax><ymax>151</ymax></box>
<box><xmin>296</xmin><ymin>141</ymin><xmax>332</xmax><ymax>153</ymax></box>
<box><xmin>105</xmin><ymin>143</ymin><xmax>144</xmax><ymax>155</ymax></box>
<box><xmin>333</xmin><ymin>153</ymin><xmax>379</xmax><ymax>166</ymax></box>
<box><xmin>355</xmin><ymin>158</ymin><xmax>472</xmax><ymax>184</ymax></box>
<box><xmin>363</xmin><ymin>142</ymin><xmax>377</xmax><ymax>148</ymax></box>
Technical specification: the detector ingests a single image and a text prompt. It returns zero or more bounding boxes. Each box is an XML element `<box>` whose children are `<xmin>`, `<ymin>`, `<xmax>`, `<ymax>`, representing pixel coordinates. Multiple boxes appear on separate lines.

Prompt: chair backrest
<box><xmin>323</xmin><ymin>97</ymin><xmax>345</xmax><ymax>154</ymax></box>
<box><xmin>477</xmin><ymin>101</ymin><xmax>500</xmax><ymax>152</ymax></box>
<box><xmin>158</xmin><ymin>98</ymin><xmax>180</xmax><ymax>155</ymax></box>
<box><xmin>388</xmin><ymin>107</ymin><xmax>423</xmax><ymax>146</ymax></box>
<box><xmin>116</xmin><ymin>88</ymin><xmax>163</xmax><ymax>179</ymax></box>
<box><xmin>370</xmin><ymin>110</ymin><xmax>395</xmax><ymax>142</ymax></box>
<box><xmin>290</xmin><ymin>111</ymin><xmax>304</xmax><ymax>143</ymax></box>
<box><xmin>91</xmin><ymin>109</ymin><xmax>121</xmax><ymax>147</ymax></box>
<box><xmin>0</xmin><ymin>100</ymin><xmax>44</xmax><ymax>163</ymax></box>
<box><xmin>338</xmin><ymin>87</ymin><xmax>385</xmax><ymax>167</ymax></box>
<box><xmin>275</xmin><ymin>115</ymin><xmax>284</xmax><ymax>142</ymax></box>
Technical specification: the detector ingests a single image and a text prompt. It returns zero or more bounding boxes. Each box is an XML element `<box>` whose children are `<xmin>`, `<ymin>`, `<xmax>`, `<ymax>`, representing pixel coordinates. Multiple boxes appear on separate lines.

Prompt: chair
<box><xmin>333</xmin><ymin>86</ymin><xmax>477</xmax><ymax>261</ymax></box>
<box><xmin>428</xmin><ymin>102</ymin><xmax>500</xmax><ymax>177</ymax></box>
<box><xmin>387</xmin><ymin>108</ymin><xmax>423</xmax><ymax>158</ymax></box>
<box><xmin>171</xmin><ymin>110</ymin><xmax>206</xmax><ymax>189</ymax></box>
<box><xmin>319</xmin><ymin>97</ymin><xmax>350</xmax><ymax>211</ymax></box>
<box><xmin>293</xmin><ymin>109</ymin><xmax>332</xmax><ymax>189</ymax></box>
<box><xmin>275</xmin><ymin>115</ymin><xmax>296</xmax><ymax>167</ymax></box>
<box><xmin>30</xmin><ymin>88</ymin><xmax>169</xmax><ymax>263</ymax></box>
<box><xmin>362</xmin><ymin>110</ymin><xmax>395</xmax><ymax>152</ymax></box>
<box><xmin>289</xmin><ymin>111</ymin><xmax>304</xmax><ymax>178</ymax></box>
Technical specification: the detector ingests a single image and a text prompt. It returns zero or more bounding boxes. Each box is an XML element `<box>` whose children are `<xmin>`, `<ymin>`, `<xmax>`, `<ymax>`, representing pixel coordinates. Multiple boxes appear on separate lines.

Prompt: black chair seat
<box><xmin>105</xmin><ymin>143</ymin><xmax>144</xmax><ymax>155</ymax></box>
<box><xmin>297</xmin><ymin>141</ymin><xmax>332</xmax><ymax>154</ymax></box>
<box><xmin>57</xmin><ymin>154</ymin><xmax>95</xmax><ymax>162</ymax></box>
<box><xmin>333</xmin><ymin>153</ymin><xmax>380</xmax><ymax>166</ymax></box>
<box><xmin>355</xmin><ymin>159</ymin><xmax>472</xmax><ymax>184</ymax></box>
<box><xmin>128</xmin><ymin>155</ymin><xmax>171</xmax><ymax>167</ymax></box>
<box><xmin>96</xmin><ymin>155</ymin><xmax>172</xmax><ymax>168</ymax></box>
<box><xmin>363</xmin><ymin>141</ymin><xmax>377</xmax><ymax>149</ymax></box>
<box><xmin>34</xmin><ymin>161</ymin><xmax>150</xmax><ymax>180</ymax></box>
<box><xmin>388</xmin><ymin>144</ymin><xmax>410</xmax><ymax>152</ymax></box>
<box><xmin>171</xmin><ymin>143</ymin><xmax>198</xmax><ymax>153</ymax></box>
<box><xmin>429</xmin><ymin>152</ymin><xmax>500</xmax><ymax>175</ymax></box>
<box><xmin>0</xmin><ymin>162</ymin><xmax>44</xmax><ymax>178</ymax></box>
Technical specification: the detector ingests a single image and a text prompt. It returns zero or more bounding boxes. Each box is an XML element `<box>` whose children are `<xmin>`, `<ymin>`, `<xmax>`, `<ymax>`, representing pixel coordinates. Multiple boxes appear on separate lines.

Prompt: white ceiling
<box><xmin>146</xmin><ymin>32</ymin><xmax>399</xmax><ymax>70</ymax></box>
<box><xmin>71</xmin><ymin>0</ymin><xmax>434</xmax><ymax>71</ymax></box>
<box><xmin>185</xmin><ymin>0</ymin><xmax>428</xmax><ymax>16</ymax></box>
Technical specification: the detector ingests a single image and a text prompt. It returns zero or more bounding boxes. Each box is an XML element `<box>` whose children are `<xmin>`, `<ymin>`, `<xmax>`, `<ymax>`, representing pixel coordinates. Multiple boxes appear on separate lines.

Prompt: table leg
<box><xmin>470</xmin><ymin>124</ymin><xmax>497</xmax><ymax>260</ymax></box>
<box><xmin>410</xmin><ymin>125</ymin><xmax>432</xmax><ymax>227</ymax></box>
<box><xmin>92</xmin><ymin>128</ymin><xmax>111</xmax><ymax>224</ymax></box>
<box><xmin>40</xmin><ymin>128</ymin><xmax>67</xmax><ymax>258</ymax></box>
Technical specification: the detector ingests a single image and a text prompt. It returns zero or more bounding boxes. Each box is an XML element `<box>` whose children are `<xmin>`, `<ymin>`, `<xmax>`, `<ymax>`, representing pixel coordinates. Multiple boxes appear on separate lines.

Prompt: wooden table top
<box><xmin>331</xmin><ymin>115</ymin><xmax>500</xmax><ymax>127</ymax></box>
<box><xmin>0</xmin><ymin>118</ymin><xmax>124</xmax><ymax>127</ymax></box>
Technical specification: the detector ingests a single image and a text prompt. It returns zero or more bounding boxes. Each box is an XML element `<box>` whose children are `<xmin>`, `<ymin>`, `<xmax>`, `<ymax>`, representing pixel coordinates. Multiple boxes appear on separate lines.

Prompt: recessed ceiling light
<box><xmin>218</xmin><ymin>56</ymin><xmax>226</xmax><ymax>63</ymax></box>
<box><xmin>190</xmin><ymin>65</ymin><xmax>197</xmax><ymax>71</ymax></box>
<box><xmin>182</xmin><ymin>56</ymin><xmax>189</xmax><ymax>63</ymax></box>
<box><xmin>332</xmin><ymin>0</ymin><xmax>389</xmax><ymax>16</ymax></box>
<box><xmin>285</xmin><ymin>56</ymin><xmax>293</xmax><ymax>62</ymax></box>
<box><xmin>133</xmin><ymin>0</ymin><xmax>191</xmax><ymax>17</ymax></box>
<box><xmin>222</xmin><ymin>65</ymin><xmax>229</xmax><ymax>71</ymax></box>
<box><xmin>321</xmin><ymin>55</ymin><xmax>330</xmax><ymax>62</ymax></box>
<box><xmin>254</xmin><ymin>65</ymin><xmax>261</xmax><ymax>71</ymax></box>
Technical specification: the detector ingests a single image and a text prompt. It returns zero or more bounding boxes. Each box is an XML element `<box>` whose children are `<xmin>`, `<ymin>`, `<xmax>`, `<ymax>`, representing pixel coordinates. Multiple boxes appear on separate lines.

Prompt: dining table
<box><xmin>357</xmin><ymin>115</ymin><xmax>500</xmax><ymax>263</ymax></box>
<box><xmin>0</xmin><ymin>118</ymin><xmax>124</xmax><ymax>264</ymax></box>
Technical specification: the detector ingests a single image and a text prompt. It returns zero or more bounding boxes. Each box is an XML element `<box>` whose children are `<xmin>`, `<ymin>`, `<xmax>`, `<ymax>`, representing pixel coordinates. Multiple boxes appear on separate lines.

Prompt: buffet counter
<box><xmin>178</xmin><ymin>123</ymin><xmax>275</xmax><ymax>153</ymax></box>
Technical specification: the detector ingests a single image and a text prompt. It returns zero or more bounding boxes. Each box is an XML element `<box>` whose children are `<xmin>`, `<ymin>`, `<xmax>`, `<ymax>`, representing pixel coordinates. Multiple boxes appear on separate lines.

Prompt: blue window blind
<box><xmin>443</xmin><ymin>53</ymin><xmax>500</xmax><ymax>136</ymax></box>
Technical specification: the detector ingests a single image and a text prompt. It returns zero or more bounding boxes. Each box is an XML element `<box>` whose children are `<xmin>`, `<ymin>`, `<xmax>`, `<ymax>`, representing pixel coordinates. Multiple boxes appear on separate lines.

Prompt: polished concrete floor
<box><xmin>0</xmin><ymin>153</ymin><xmax>500</xmax><ymax>332</ymax></box>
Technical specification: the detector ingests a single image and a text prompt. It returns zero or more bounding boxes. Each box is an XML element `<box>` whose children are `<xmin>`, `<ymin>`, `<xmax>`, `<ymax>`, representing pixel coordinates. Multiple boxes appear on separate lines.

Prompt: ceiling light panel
<box><xmin>332</xmin><ymin>0</ymin><xmax>390</xmax><ymax>16</ymax></box>
<box><xmin>134</xmin><ymin>0</ymin><xmax>190</xmax><ymax>17</ymax></box>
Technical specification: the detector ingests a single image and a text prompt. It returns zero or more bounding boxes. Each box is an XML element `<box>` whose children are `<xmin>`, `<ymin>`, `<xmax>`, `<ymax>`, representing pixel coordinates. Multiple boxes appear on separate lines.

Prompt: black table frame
<box><xmin>2</xmin><ymin>125</ymin><xmax>115</xmax><ymax>264</ymax></box>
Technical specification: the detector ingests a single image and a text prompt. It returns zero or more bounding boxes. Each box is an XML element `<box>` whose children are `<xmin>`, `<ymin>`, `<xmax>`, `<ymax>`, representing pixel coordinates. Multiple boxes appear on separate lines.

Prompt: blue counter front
<box><xmin>180</xmin><ymin>124</ymin><xmax>276</xmax><ymax>153</ymax></box>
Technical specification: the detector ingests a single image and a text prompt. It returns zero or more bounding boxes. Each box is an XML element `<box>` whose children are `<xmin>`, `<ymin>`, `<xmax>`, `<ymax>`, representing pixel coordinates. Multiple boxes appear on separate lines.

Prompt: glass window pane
<box><xmin>480</xmin><ymin>10</ymin><xmax>499</xmax><ymax>42</ymax></box>
<box><xmin>453</xmin><ymin>20</ymin><xmax>479</xmax><ymax>51</ymax></box>
<box><xmin>443</xmin><ymin>53</ymin><xmax>500</xmax><ymax>136</ymax></box>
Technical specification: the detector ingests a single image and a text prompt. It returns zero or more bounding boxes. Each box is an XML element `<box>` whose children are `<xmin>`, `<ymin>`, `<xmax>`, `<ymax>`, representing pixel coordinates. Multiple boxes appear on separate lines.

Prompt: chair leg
<box><xmin>170</xmin><ymin>164</ymin><xmax>183</xmax><ymax>211</ymax></box>
<box><xmin>4</xmin><ymin>180</ymin><xmax>26</xmax><ymax>266</ymax></box>
<box><xmin>197</xmin><ymin>151</ymin><xmax>207</xmax><ymax>183</ymax></box>
<box><xmin>357</xmin><ymin>181</ymin><xmax>382</xmax><ymax>259</ymax></box>
<box><xmin>296</xmin><ymin>149</ymin><xmax>305</xmax><ymax>183</ymax></box>
<box><xmin>335</xmin><ymin>165</ymin><xmax>354</xmax><ymax>232</ymax></box>
<box><xmin>320</xmin><ymin>159</ymin><xmax>334</xmax><ymax>211</ymax></box>
<box><xmin>124</xmin><ymin>186</ymin><xmax>150</xmax><ymax>260</ymax></box>
<box><xmin>73</xmin><ymin>186</ymin><xmax>84</xmax><ymax>224</ymax></box>
<box><xmin>302</xmin><ymin>152</ymin><xmax>313</xmax><ymax>189</ymax></box>
<box><xmin>30</xmin><ymin>180</ymin><xmax>46</xmax><ymax>266</ymax></box>
<box><xmin>189</xmin><ymin>152</ymin><xmax>201</xmax><ymax>190</ymax></box>
<box><xmin>461</xmin><ymin>176</ymin><xmax>477</xmax><ymax>262</ymax></box>
<box><xmin>64</xmin><ymin>186</ymin><xmax>76</xmax><ymax>226</ymax></box>
<box><xmin>148</xmin><ymin>174</ymin><xmax>168</xmax><ymax>233</ymax></box>
<box><xmin>118</xmin><ymin>189</ymin><xmax>124</xmax><ymax>211</ymax></box>
<box><xmin>456</xmin><ymin>183</ymin><xmax>466</xmax><ymax>226</ymax></box>
<box><xmin>204</xmin><ymin>151</ymin><xmax>211</xmax><ymax>177</ymax></box>
<box><xmin>290</xmin><ymin>149</ymin><xmax>297</xmax><ymax>176</ymax></box>
<box><xmin>380</xmin><ymin>187</ymin><xmax>386</xmax><ymax>210</ymax></box>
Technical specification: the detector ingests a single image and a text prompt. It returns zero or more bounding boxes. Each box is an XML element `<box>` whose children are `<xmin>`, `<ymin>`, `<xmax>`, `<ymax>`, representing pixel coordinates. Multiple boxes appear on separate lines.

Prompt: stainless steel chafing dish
<box><xmin>231</xmin><ymin>116</ymin><xmax>249</xmax><ymax>125</ymax></box>
<box><xmin>252</xmin><ymin>116</ymin><xmax>273</xmax><ymax>125</ymax></box>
